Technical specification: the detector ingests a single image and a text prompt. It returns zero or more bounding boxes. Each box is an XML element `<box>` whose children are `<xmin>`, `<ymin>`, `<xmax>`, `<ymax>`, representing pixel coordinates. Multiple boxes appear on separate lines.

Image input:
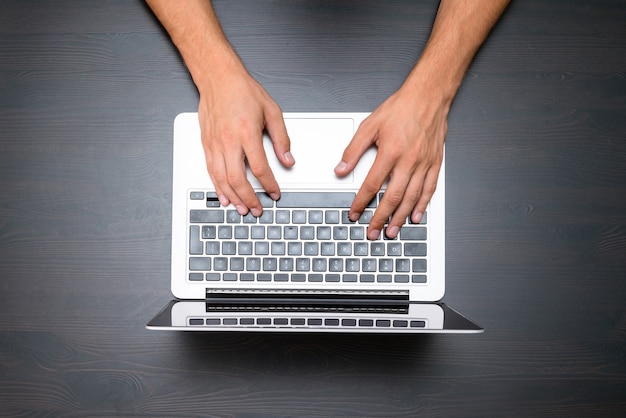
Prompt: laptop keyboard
<box><xmin>187</xmin><ymin>191</ymin><xmax>427</xmax><ymax>284</ymax></box>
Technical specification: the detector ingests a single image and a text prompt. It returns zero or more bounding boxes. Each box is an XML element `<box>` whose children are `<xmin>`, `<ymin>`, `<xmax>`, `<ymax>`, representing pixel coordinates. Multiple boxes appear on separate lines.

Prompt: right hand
<box><xmin>197</xmin><ymin>70</ymin><xmax>294</xmax><ymax>217</ymax></box>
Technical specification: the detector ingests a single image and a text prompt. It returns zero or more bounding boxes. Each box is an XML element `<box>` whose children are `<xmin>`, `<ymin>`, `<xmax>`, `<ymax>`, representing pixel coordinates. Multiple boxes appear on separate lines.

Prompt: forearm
<box><xmin>404</xmin><ymin>0</ymin><xmax>510</xmax><ymax>103</ymax></box>
<box><xmin>145</xmin><ymin>0</ymin><xmax>246</xmax><ymax>93</ymax></box>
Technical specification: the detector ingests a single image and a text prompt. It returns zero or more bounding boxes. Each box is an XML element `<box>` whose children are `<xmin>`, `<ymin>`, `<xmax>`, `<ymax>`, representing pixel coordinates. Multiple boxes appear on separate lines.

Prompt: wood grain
<box><xmin>1</xmin><ymin>0</ymin><xmax>625</xmax><ymax>416</ymax></box>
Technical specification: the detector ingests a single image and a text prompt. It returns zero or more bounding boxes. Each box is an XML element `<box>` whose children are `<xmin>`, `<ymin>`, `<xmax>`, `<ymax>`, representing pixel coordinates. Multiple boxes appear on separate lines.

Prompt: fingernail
<box><xmin>413</xmin><ymin>212</ymin><xmax>423</xmax><ymax>224</ymax></box>
<box><xmin>270</xmin><ymin>192</ymin><xmax>280</xmax><ymax>201</ymax></box>
<box><xmin>218</xmin><ymin>194</ymin><xmax>229</xmax><ymax>206</ymax></box>
<box><xmin>284</xmin><ymin>151</ymin><xmax>295</xmax><ymax>165</ymax></box>
<box><xmin>251</xmin><ymin>207</ymin><xmax>262</xmax><ymax>217</ymax></box>
<box><xmin>335</xmin><ymin>161</ymin><xmax>348</xmax><ymax>172</ymax></box>
<box><xmin>349</xmin><ymin>212</ymin><xmax>361</xmax><ymax>222</ymax></box>
<box><xmin>236</xmin><ymin>204</ymin><xmax>248</xmax><ymax>215</ymax></box>
<box><xmin>386</xmin><ymin>225</ymin><xmax>400</xmax><ymax>238</ymax></box>
<box><xmin>369</xmin><ymin>229</ymin><xmax>380</xmax><ymax>240</ymax></box>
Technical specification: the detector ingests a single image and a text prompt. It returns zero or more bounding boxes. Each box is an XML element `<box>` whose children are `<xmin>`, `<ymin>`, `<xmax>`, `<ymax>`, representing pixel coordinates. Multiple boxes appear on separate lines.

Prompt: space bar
<box><xmin>276</xmin><ymin>192</ymin><xmax>355</xmax><ymax>208</ymax></box>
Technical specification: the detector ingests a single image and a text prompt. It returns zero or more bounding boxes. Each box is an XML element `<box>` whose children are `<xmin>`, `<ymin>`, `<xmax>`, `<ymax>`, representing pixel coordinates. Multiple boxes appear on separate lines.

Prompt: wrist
<box><xmin>189</xmin><ymin>48</ymin><xmax>247</xmax><ymax>96</ymax></box>
<box><xmin>401</xmin><ymin>59</ymin><xmax>461</xmax><ymax>109</ymax></box>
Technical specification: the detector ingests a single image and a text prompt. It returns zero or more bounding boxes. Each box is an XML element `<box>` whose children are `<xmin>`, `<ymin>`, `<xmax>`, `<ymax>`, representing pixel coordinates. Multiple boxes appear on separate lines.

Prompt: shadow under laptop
<box><xmin>175</xmin><ymin>331</ymin><xmax>437</xmax><ymax>376</ymax></box>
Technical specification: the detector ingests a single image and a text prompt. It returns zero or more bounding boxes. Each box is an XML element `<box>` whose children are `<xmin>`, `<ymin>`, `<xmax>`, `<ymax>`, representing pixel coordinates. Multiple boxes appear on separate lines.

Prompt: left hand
<box><xmin>334</xmin><ymin>83</ymin><xmax>448</xmax><ymax>240</ymax></box>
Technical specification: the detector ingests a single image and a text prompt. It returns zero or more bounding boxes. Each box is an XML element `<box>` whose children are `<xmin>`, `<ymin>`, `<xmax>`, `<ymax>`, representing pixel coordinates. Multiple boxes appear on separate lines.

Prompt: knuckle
<box><xmin>381</xmin><ymin>190</ymin><xmax>404</xmax><ymax>207</ymax></box>
<box><xmin>248</xmin><ymin>161</ymin><xmax>271</xmax><ymax>179</ymax></box>
<box><xmin>226</xmin><ymin>171</ymin><xmax>247</xmax><ymax>189</ymax></box>
<box><xmin>370</xmin><ymin>210</ymin><xmax>390</xmax><ymax>228</ymax></box>
<box><xmin>267</xmin><ymin>101</ymin><xmax>282</xmax><ymax>115</ymax></box>
<box><xmin>422</xmin><ymin>180</ymin><xmax>438</xmax><ymax>198</ymax></box>
<box><xmin>206</xmin><ymin>165</ymin><xmax>224</xmax><ymax>183</ymax></box>
<box><xmin>378</xmin><ymin>144</ymin><xmax>402</xmax><ymax>160</ymax></box>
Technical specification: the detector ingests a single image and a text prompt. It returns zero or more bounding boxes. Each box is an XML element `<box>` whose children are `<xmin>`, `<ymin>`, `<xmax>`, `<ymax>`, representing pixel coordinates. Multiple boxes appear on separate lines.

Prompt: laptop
<box><xmin>147</xmin><ymin>112</ymin><xmax>482</xmax><ymax>333</ymax></box>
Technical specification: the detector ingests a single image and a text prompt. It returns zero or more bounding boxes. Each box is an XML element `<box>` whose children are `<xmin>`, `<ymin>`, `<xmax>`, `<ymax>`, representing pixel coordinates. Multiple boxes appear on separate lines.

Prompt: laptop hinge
<box><xmin>205</xmin><ymin>288</ymin><xmax>409</xmax><ymax>310</ymax></box>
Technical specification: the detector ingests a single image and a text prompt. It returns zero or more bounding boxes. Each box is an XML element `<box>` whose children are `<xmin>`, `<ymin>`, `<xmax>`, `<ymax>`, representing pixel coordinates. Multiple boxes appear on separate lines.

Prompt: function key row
<box><xmin>190</xmin><ymin>191</ymin><xmax>427</xmax><ymax>225</ymax></box>
<box><xmin>190</xmin><ymin>209</ymin><xmax>373</xmax><ymax>225</ymax></box>
<box><xmin>192</xmin><ymin>191</ymin><xmax>361</xmax><ymax>208</ymax></box>
<box><xmin>188</xmin><ymin>272</ymin><xmax>427</xmax><ymax>284</ymax></box>
<box><xmin>189</xmin><ymin>317</ymin><xmax>426</xmax><ymax>328</ymax></box>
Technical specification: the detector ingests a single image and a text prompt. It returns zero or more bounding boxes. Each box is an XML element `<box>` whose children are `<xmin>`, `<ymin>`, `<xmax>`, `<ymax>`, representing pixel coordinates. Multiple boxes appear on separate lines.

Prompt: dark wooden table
<box><xmin>1</xmin><ymin>0</ymin><xmax>625</xmax><ymax>416</ymax></box>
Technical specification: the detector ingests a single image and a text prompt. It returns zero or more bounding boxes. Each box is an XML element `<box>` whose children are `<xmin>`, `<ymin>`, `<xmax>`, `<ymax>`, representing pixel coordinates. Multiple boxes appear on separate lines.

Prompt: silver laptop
<box><xmin>147</xmin><ymin>112</ymin><xmax>482</xmax><ymax>333</ymax></box>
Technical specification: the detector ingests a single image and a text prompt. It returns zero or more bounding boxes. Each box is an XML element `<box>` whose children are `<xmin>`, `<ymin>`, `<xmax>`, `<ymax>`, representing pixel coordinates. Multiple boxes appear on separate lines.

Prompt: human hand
<box><xmin>334</xmin><ymin>84</ymin><xmax>447</xmax><ymax>240</ymax></box>
<box><xmin>197</xmin><ymin>70</ymin><xmax>294</xmax><ymax>217</ymax></box>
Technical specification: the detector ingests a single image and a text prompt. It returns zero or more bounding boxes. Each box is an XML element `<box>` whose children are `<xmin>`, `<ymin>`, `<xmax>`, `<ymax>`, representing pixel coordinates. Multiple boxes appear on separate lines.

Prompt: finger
<box><xmin>201</xmin><ymin>135</ymin><xmax>231</xmax><ymax>207</ymax></box>
<box><xmin>205</xmin><ymin>148</ymin><xmax>248</xmax><ymax>213</ymax></box>
<box><xmin>244</xmin><ymin>137</ymin><xmax>281</xmax><ymax>203</ymax></box>
<box><xmin>411</xmin><ymin>163</ymin><xmax>441</xmax><ymax>223</ymax></box>
<box><xmin>223</xmin><ymin>145</ymin><xmax>262</xmax><ymax>216</ymax></box>
<box><xmin>350</xmin><ymin>151</ymin><xmax>396</xmax><ymax>232</ymax></box>
<box><xmin>264</xmin><ymin>104</ymin><xmax>295</xmax><ymax>171</ymax></box>
<box><xmin>365</xmin><ymin>165</ymin><xmax>414</xmax><ymax>240</ymax></box>
<box><xmin>334</xmin><ymin>117</ymin><xmax>377</xmax><ymax>177</ymax></box>
<box><xmin>384</xmin><ymin>172</ymin><xmax>425</xmax><ymax>239</ymax></box>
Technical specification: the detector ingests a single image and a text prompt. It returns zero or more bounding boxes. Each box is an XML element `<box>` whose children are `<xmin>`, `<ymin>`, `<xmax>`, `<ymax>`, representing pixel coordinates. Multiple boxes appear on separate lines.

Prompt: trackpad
<box><xmin>252</xmin><ymin>118</ymin><xmax>356</xmax><ymax>187</ymax></box>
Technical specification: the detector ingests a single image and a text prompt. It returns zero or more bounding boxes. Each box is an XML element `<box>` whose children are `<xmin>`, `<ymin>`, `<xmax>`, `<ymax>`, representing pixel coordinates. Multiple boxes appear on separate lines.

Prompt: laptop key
<box><xmin>189</xmin><ymin>257</ymin><xmax>211</xmax><ymax>271</ymax></box>
<box><xmin>288</xmin><ymin>242</ymin><xmax>302</xmax><ymax>255</ymax></box>
<box><xmin>218</xmin><ymin>226</ymin><xmax>232</xmax><ymax>239</ymax></box>
<box><xmin>190</xmin><ymin>209</ymin><xmax>224</xmax><ymax>223</ymax></box>
<box><xmin>399</xmin><ymin>226</ymin><xmax>427</xmax><ymax>240</ymax></box>
<box><xmin>206</xmin><ymin>272</ymin><xmax>220</xmax><ymax>281</ymax></box>
<box><xmin>276</xmin><ymin>192</ymin><xmax>355</xmax><ymax>208</ymax></box>
<box><xmin>350</xmin><ymin>226</ymin><xmax>365</xmax><ymax>240</ymax></box>
<box><xmin>333</xmin><ymin>226</ymin><xmax>348</xmax><ymax>240</ymax></box>
<box><xmin>205</xmin><ymin>242</ymin><xmax>219</xmax><ymax>255</ymax></box>
<box><xmin>412</xmin><ymin>259</ymin><xmax>427</xmax><ymax>272</ymax></box>
<box><xmin>189</xmin><ymin>226</ymin><xmax>203</xmax><ymax>255</ymax></box>
<box><xmin>309</xmin><ymin>274</ymin><xmax>323</xmax><ymax>282</ymax></box>
<box><xmin>271</xmin><ymin>242</ymin><xmax>285</xmax><ymax>255</ymax></box>
<box><xmin>250</xmin><ymin>226</ymin><xmax>265</xmax><ymax>239</ymax></box>
<box><xmin>259</xmin><ymin>210</ymin><xmax>273</xmax><ymax>223</ymax></box>
<box><xmin>304</xmin><ymin>242</ymin><xmax>318</xmax><ymax>256</ymax></box>
<box><xmin>276</xmin><ymin>210</ymin><xmax>290</xmax><ymax>224</ymax></box>
<box><xmin>254</xmin><ymin>241</ymin><xmax>269</xmax><ymax>255</ymax></box>
<box><xmin>354</xmin><ymin>242</ymin><xmax>368</xmax><ymax>256</ymax></box>
<box><xmin>309</xmin><ymin>210</ymin><xmax>324</xmax><ymax>224</ymax></box>
<box><xmin>263</xmin><ymin>258</ymin><xmax>277</xmax><ymax>271</ymax></box>
<box><xmin>325</xmin><ymin>210</ymin><xmax>340</xmax><ymax>224</ymax></box>
<box><xmin>226</xmin><ymin>210</ymin><xmax>240</xmax><ymax>223</ymax></box>
<box><xmin>284</xmin><ymin>226</ymin><xmax>298</xmax><ymax>240</ymax></box>
<box><xmin>256</xmin><ymin>192</ymin><xmax>275</xmax><ymax>208</ymax></box>
<box><xmin>396</xmin><ymin>259</ymin><xmax>411</xmax><ymax>273</ymax></box>
<box><xmin>222</xmin><ymin>241</ymin><xmax>236</xmax><ymax>255</ymax></box>
<box><xmin>292</xmin><ymin>210</ymin><xmax>306</xmax><ymax>224</ymax></box>
<box><xmin>202</xmin><ymin>225</ymin><xmax>216</xmax><ymax>239</ymax></box>
<box><xmin>321</xmin><ymin>242</ymin><xmax>335</xmax><ymax>256</ymax></box>
<box><xmin>230</xmin><ymin>257</ymin><xmax>244</xmax><ymax>271</ymax></box>
<box><xmin>292</xmin><ymin>273</ymin><xmax>306</xmax><ymax>282</ymax></box>
<box><xmin>404</xmin><ymin>243</ymin><xmax>427</xmax><ymax>256</ymax></box>
<box><xmin>337</xmin><ymin>242</ymin><xmax>351</xmax><ymax>256</ymax></box>
<box><xmin>295</xmin><ymin>258</ymin><xmax>310</xmax><ymax>272</ymax></box>
<box><xmin>312</xmin><ymin>258</ymin><xmax>327</xmax><ymax>272</ymax></box>
<box><xmin>317</xmin><ymin>226</ymin><xmax>331</xmax><ymax>240</ymax></box>
<box><xmin>329</xmin><ymin>258</ymin><xmax>343</xmax><ymax>272</ymax></box>
<box><xmin>190</xmin><ymin>191</ymin><xmax>204</xmax><ymax>200</ymax></box>
<box><xmin>267</xmin><ymin>226</ymin><xmax>282</xmax><ymax>239</ymax></box>
<box><xmin>238</xmin><ymin>241</ymin><xmax>253</xmax><ymax>255</ymax></box>
<box><xmin>234</xmin><ymin>225</ymin><xmax>249</xmax><ymax>239</ymax></box>
<box><xmin>300</xmin><ymin>226</ymin><xmax>315</xmax><ymax>240</ymax></box>
<box><xmin>213</xmin><ymin>257</ymin><xmax>228</xmax><ymax>271</ymax></box>
<box><xmin>279</xmin><ymin>258</ymin><xmax>293</xmax><ymax>271</ymax></box>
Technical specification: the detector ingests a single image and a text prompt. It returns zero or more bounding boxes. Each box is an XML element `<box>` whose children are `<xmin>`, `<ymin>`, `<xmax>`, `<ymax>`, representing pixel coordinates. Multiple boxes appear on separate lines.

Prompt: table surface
<box><xmin>1</xmin><ymin>0</ymin><xmax>625</xmax><ymax>416</ymax></box>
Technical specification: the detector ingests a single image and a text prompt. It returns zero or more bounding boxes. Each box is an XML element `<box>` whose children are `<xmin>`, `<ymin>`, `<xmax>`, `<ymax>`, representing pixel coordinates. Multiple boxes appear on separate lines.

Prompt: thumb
<box><xmin>335</xmin><ymin>118</ymin><xmax>377</xmax><ymax>176</ymax></box>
